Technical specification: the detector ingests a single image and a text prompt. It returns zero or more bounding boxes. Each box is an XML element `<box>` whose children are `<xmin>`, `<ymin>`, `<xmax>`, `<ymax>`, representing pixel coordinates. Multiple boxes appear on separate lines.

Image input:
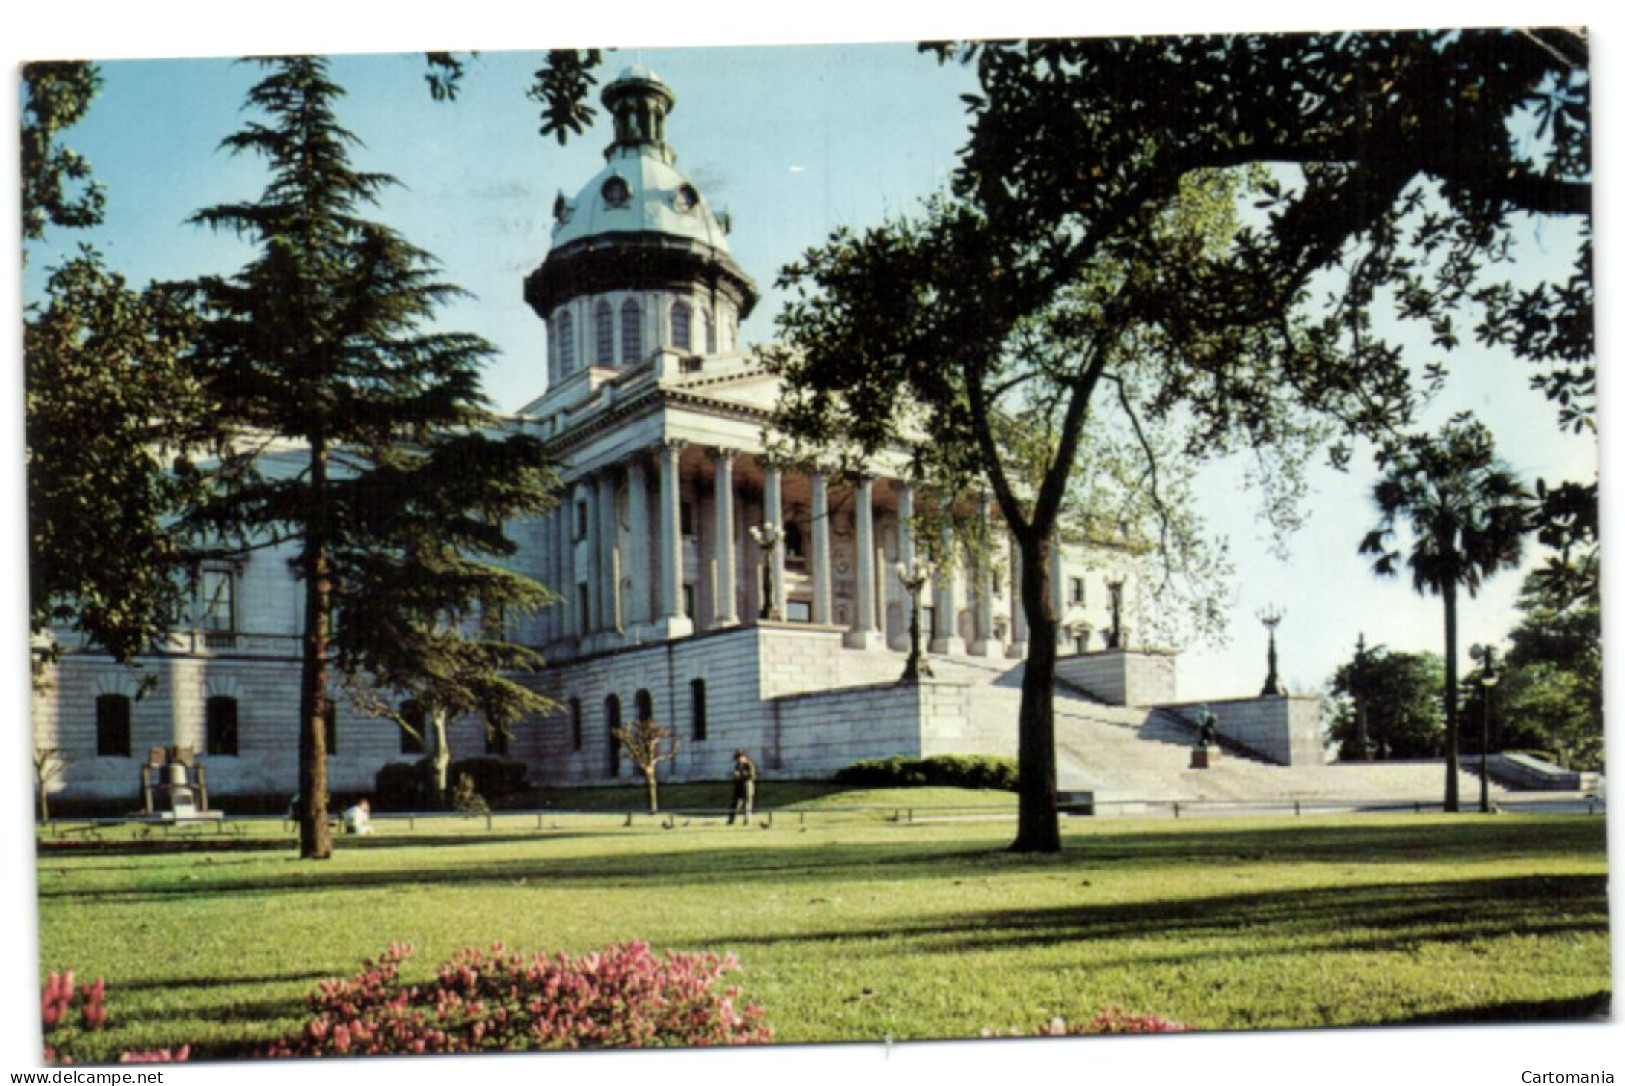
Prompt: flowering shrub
<box><xmin>983</xmin><ymin>1007</ymin><xmax>1192</xmax><ymax>1038</ymax></box>
<box><xmin>42</xmin><ymin>972</ymin><xmax>190</xmax><ymax>1065</ymax></box>
<box><xmin>262</xmin><ymin>940</ymin><xmax>772</xmax><ymax>1056</ymax></box>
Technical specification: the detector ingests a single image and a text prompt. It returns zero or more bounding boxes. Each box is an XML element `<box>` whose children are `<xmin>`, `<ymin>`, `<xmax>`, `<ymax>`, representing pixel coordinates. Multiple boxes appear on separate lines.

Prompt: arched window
<box><xmin>690</xmin><ymin>679</ymin><xmax>707</xmax><ymax>741</ymax></box>
<box><xmin>605</xmin><ymin>694</ymin><xmax>622</xmax><ymax>777</ymax></box>
<box><xmin>557</xmin><ymin>310</ymin><xmax>575</xmax><ymax>372</ymax></box>
<box><xmin>670</xmin><ymin>301</ymin><xmax>692</xmax><ymax>352</ymax></box>
<box><xmin>400</xmin><ymin>699</ymin><xmax>427</xmax><ymax>755</ymax></box>
<box><xmin>205</xmin><ymin>696</ymin><xmax>239</xmax><ymax>757</ymax></box>
<box><xmin>620</xmin><ymin>299</ymin><xmax>643</xmax><ymax>365</ymax></box>
<box><xmin>595</xmin><ymin>300</ymin><xmax>614</xmax><ymax>366</ymax></box>
<box><xmin>95</xmin><ymin>694</ymin><xmax>131</xmax><ymax>757</ymax></box>
<box><xmin>569</xmin><ymin>697</ymin><xmax>583</xmax><ymax>752</ymax></box>
<box><xmin>635</xmin><ymin>688</ymin><xmax>654</xmax><ymax>723</ymax></box>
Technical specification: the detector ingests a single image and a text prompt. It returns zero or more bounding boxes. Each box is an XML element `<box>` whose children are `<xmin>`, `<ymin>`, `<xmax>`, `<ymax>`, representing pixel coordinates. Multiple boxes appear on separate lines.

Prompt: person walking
<box><xmin>727</xmin><ymin>749</ymin><xmax>756</xmax><ymax>825</ymax></box>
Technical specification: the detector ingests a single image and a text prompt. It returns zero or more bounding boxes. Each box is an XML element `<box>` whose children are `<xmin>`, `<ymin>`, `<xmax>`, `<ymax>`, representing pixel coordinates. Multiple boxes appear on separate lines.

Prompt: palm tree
<box><xmin>1360</xmin><ymin>415</ymin><xmax>1528</xmax><ymax>812</ymax></box>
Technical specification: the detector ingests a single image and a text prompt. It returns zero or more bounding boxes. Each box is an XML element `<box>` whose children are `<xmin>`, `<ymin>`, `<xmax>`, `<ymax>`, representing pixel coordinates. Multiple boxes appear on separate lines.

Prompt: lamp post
<box><xmin>1258</xmin><ymin>606</ymin><xmax>1285</xmax><ymax>696</ymax></box>
<box><xmin>749</xmin><ymin>523</ymin><xmax>782</xmax><ymax>621</ymax></box>
<box><xmin>1471</xmin><ymin>644</ymin><xmax>1499</xmax><ymax>814</ymax></box>
<box><xmin>897</xmin><ymin>559</ymin><xmax>935</xmax><ymax>682</ymax></box>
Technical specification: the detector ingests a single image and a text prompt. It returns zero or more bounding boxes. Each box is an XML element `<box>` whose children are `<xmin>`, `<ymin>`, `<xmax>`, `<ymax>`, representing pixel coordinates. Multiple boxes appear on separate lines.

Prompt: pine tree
<box><xmin>189</xmin><ymin>57</ymin><xmax>556</xmax><ymax>858</ymax></box>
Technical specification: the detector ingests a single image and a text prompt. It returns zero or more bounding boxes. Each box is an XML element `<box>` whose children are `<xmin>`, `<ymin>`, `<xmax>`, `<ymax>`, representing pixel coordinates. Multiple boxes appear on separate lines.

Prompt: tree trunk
<box><xmin>1011</xmin><ymin>531</ymin><xmax>1061</xmax><ymax>853</ymax></box>
<box><xmin>1442</xmin><ymin>581</ymin><xmax>1461</xmax><ymax>813</ymax></box>
<box><xmin>431</xmin><ymin>707</ymin><xmax>452</xmax><ymax>807</ymax></box>
<box><xmin>645</xmin><ymin>768</ymin><xmax>659</xmax><ymax>814</ymax></box>
<box><xmin>297</xmin><ymin>438</ymin><xmax>333</xmax><ymax>859</ymax></box>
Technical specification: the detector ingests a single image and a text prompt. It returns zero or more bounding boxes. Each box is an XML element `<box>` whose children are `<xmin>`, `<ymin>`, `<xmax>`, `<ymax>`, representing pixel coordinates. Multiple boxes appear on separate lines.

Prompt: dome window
<box><xmin>595</xmin><ymin>301</ymin><xmax>615</xmax><ymax>366</ymax></box>
<box><xmin>673</xmin><ymin>183</ymin><xmax>699</xmax><ymax>212</ymax></box>
<box><xmin>601</xmin><ymin>175</ymin><xmax>631</xmax><ymax>209</ymax></box>
<box><xmin>621</xmin><ymin>299</ymin><xmax>643</xmax><ymax>365</ymax></box>
<box><xmin>671</xmin><ymin>300</ymin><xmax>692</xmax><ymax>352</ymax></box>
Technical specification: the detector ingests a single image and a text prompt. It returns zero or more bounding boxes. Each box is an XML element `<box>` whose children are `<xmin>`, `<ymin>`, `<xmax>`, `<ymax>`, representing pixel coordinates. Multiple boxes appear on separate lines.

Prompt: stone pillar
<box><xmin>763</xmin><ymin>462</ymin><xmax>786</xmax><ymax>621</ymax></box>
<box><xmin>656</xmin><ymin>439</ymin><xmax>693</xmax><ymax>639</ymax></box>
<box><xmin>596</xmin><ymin>470</ymin><xmax>621</xmax><ymax>639</ymax></box>
<box><xmin>930</xmin><ymin>524</ymin><xmax>966</xmax><ymax>655</ymax></box>
<box><xmin>810</xmin><ymin>471</ymin><xmax>832</xmax><ymax>625</ymax></box>
<box><xmin>845</xmin><ymin>475</ymin><xmax>886</xmax><ymax>649</ymax></box>
<box><xmin>896</xmin><ymin>483</ymin><xmax>916</xmax><ymax>571</ymax></box>
<box><xmin>712</xmin><ymin>448</ymin><xmax>739</xmax><ymax>628</ymax></box>
<box><xmin>1008</xmin><ymin>532</ymin><xmax>1028</xmax><ymax>659</ymax></box>
<box><xmin>625</xmin><ymin>455</ymin><xmax>651</xmax><ymax>632</ymax></box>
<box><xmin>970</xmin><ymin>495</ymin><xmax>998</xmax><ymax>656</ymax></box>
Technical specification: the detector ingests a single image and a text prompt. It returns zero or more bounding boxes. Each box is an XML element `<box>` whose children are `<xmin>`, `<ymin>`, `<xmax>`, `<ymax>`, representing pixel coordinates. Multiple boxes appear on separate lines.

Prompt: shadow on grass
<box><xmin>111</xmin><ymin>970</ymin><xmax>335</xmax><ymax>993</ymax></box>
<box><xmin>712</xmin><ymin>874</ymin><xmax>1608</xmax><ymax>960</ymax></box>
<box><xmin>36</xmin><ymin>820</ymin><xmax>1608</xmax><ymax>916</ymax></box>
<box><xmin>1388</xmin><ymin>991</ymin><xmax>1611</xmax><ymax>1024</ymax></box>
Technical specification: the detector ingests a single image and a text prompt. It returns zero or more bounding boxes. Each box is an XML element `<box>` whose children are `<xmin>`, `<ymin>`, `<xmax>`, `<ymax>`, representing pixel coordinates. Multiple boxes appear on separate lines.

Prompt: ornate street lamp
<box><xmin>749</xmin><ymin>523</ymin><xmax>782</xmax><ymax>621</ymax></box>
<box><xmin>1471</xmin><ymin>643</ymin><xmax>1500</xmax><ymax>814</ymax></box>
<box><xmin>897</xmin><ymin>558</ymin><xmax>936</xmax><ymax>682</ymax></box>
<box><xmin>1258</xmin><ymin>606</ymin><xmax>1285</xmax><ymax>696</ymax></box>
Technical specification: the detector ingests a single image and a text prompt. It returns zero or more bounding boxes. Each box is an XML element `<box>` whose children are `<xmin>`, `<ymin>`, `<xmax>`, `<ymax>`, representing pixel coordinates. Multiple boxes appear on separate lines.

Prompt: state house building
<box><xmin>32</xmin><ymin>66</ymin><xmax>1143</xmax><ymax>808</ymax></box>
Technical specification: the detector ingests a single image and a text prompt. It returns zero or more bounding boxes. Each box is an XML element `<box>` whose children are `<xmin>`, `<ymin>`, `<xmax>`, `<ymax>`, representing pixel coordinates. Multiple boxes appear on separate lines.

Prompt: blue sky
<box><xmin>6</xmin><ymin>5</ymin><xmax>1618</xmax><ymax>1079</ymax></box>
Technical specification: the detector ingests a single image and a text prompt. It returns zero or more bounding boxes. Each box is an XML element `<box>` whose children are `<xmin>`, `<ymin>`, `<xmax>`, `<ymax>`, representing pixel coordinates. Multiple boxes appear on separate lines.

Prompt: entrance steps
<box><xmin>829</xmin><ymin>645</ymin><xmax>1493</xmax><ymax>806</ymax></box>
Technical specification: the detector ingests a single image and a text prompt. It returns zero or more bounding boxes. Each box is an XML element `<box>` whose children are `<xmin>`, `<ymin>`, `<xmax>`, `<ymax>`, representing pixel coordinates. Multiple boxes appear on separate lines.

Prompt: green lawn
<box><xmin>33</xmin><ymin>805</ymin><xmax>1609</xmax><ymax>1061</ymax></box>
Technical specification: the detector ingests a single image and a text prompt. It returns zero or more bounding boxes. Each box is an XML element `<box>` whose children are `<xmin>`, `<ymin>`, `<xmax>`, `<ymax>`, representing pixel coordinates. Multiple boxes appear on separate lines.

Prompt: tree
<box><xmin>21</xmin><ymin>61</ymin><xmax>105</xmax><ymax>245</ymax></box>
<box><xmin>612</xmin><ymin>717</ymin><xmax>682</xmax><ymax>814</ymax></box>
<box><xmin>1360</xmin><ymin>415</ymin><xmax>1528</xmax><ymax>811</ymax></box>
<box><xmin>33</xmin><ymin>746</ymin><xmax>69</xmax><ymax>825</ymax></box>
<box><xmin>186</xmin><ymin>58</ymin><xmax>557</xmax><ymax>858</ymax></box>
<box><xmin>23</xmin><ymin>64</ymin><xmax>214</xmax><ymax>685</ymax></box>
<box><xmin>772</xmin><ymin>164</ymin><xmax>1352</xmax><ymax>853</ymax></box>
<box><xmin>1326</xmin><ymin>644</ymin><xmax>1445</xmax><ymax>760</ymax></box>
<box><xmin>26</xmin><ymin>253</ymin><xmax>207</xmax><ymax>682</ymax></box>
<box><xmin>1487</xmin><ymin>562</ymin><xmax>1603</xmax><ymax>768</ymax></box>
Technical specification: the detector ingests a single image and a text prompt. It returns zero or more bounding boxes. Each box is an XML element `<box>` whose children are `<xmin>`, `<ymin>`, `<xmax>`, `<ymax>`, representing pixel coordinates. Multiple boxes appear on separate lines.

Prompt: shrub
<box><xmin>41</xmin><ymin>972</ymin><xmax>190</xmax><ymax>1064</ymax></box>
<box><xmin>373</xmin><ymin>760</ymin><xmax>435</xmax><ymax>810</ymax></box>
<box><xmin>449</xmin><ymin>773</ymin><xmax>489</xmax><ymax>814</ymax></box>
<box><xmin>447</xmin><ymin>757</ymin><xmax>530</xmax><ymax>804</ymax></box>
<box><xmin>262</xmin><ymin>941</ymin><xmax>772</xmax><ymax>1056</ymax></box>
<box><xmin>835</xmin><ymin>754</ymin><xmax>1018</xmax><ymax>791</ymax></box>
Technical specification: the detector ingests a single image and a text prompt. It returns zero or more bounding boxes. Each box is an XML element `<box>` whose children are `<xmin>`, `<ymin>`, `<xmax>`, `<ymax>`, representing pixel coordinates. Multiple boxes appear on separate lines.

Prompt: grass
<box><xmin>33</xmin><ymin>802</ymin><xmax>1609</xmax><ymax>1061</ymax></box>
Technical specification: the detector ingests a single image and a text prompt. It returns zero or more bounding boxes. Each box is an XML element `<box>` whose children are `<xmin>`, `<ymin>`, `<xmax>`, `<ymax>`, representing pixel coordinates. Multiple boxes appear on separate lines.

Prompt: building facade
<box><xmin>32</xmin><ymin>66</ymin><xmax>1138</xmax><ymax>808</ymax></box>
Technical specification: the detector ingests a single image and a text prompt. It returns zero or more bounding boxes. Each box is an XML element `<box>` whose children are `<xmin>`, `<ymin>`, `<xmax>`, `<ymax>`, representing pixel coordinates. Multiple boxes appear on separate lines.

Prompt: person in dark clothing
<box><xmin>728</xmin><ymin>749</ymin><xmax>756</xmax><ymax>825</ymax></box>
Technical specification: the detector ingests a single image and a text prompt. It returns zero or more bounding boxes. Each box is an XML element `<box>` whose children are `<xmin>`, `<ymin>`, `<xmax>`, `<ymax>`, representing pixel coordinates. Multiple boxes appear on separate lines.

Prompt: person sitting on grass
<box><xmin>342</xmin><ymin>798</ymin><xmax>373</xmax><ymax>836</ymax></box>
<box><xmin>727</xmin><ymin>749</ymin><xmax>756</xmax><ymax>825</ymax></box>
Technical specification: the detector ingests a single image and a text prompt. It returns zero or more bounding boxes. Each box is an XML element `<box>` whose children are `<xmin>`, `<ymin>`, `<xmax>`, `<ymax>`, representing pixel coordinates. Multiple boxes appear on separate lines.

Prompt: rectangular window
<box><xmin>96</xmin><ymin>695</ymin><xmax>132</xmax><ymax>758</ymax></box>
<box><xmin>1070</xmin><ymin>577</ymin><xmax>1085</xmax><ymax>605</ymax></box>
<box><xmin>570</xmin><ymin>697</ymin><xmax>584</xmax><ymax>752</ymax></box>
<box><xmin>786</xmin><ymin>599</ymin><xmax>812</xmax><ymax>623</ymax></box>
<box><xmin>199</xmin><ymin>566</ymin><xmax>237</xmax><ymax>646</ymax></box>
<box><xmin>690</xmin><ymin>679</ymin><xmax>708</xmax><ymax>741</ymax></box>
<box><xmin>575</xmin><ymin>499</ymin><xmax>590</xmax><ymax>541</ymax></box>
<box><xmin>206</xmin><ymin>696</ymin><xmax>239</xmax><ymax>757</ymax></box>
<box><xmin>680</xmin><ymin>501</ymin><xmax>695</xmax><ymax>537</ymax></box>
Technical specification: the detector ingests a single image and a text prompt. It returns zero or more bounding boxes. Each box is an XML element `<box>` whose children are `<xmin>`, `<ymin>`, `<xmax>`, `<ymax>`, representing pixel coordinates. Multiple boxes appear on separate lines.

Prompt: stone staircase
<box><xmin>830</xmin><ymin>646</ymin><xmax>1496</xmax><ymax>806</ymax></box>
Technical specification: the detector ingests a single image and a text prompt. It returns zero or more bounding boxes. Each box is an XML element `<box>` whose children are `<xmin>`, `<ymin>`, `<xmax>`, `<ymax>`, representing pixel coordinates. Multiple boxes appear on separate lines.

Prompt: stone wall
<box><xmin>1157</xmin><ymin>694</ymin><xmax>1325</xmax><ymax>766</ymax></box>
<box><xmin>1054</xmin><ymin>649</ymin><xmax>1178</xmax><ymax>707</ymax></box>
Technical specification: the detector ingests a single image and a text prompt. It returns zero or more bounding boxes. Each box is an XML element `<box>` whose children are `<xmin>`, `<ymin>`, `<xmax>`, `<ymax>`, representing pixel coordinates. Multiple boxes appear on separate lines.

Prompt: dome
<box><xmin>525</xmin><ymin>65</ymin><xmax>757</xmax><ymax>321</ymax></box>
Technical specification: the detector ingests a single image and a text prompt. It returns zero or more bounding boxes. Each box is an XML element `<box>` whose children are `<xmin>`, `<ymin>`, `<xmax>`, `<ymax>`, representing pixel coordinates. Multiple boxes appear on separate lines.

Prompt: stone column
<box><xmin>970</xmin><ymin>495</ymin><xmax>998</xmax><ymax>656</ymax></box>
<box><xmin>763</xmin><ymin>462</ymin><xmax>786</xmax><ymax>621</ymax></box>
<box><xmin>596</xmin><ymin>469</ymin><xmax>621</xmax><ymax>639</ymax></box>
<box><xmin>845</xmin><ymin>475</ymin><xmax>885</xmax><ymax>649</ymax></box>
<box><xmin>1008</xmin><ymin>532</ymin><xmax>1028</xmax><ymax>659</ymax></box>
<box><xmin>656</xmin><ymin>439</ymin><xmax>693</xmax><ymax>639</ymax></box>
<box><xmin>810</xmin><ymin>471</ymin><xmax>832</xmax><ymax>625</ymax></box>
<box><xmin>711</xmin><ymin>448</ymin><xmax>739</xmax><ymax>628</ymax></box>
<box><xmin>930</xmin><ymin>524</ymin><xmax>966</xmax><ymax>655</ymax></box>
<box><xmin>896</xmin><ymin>482</ymin><xmax>916</xmax><ymax>571</ymax></box>
<box><xmin>626</xmin><ymin>455</ymin><xmax>651</xmax><ymax>632</ymax></box>
<box><xmin>557</xmin><ymin>501</ymin><xmax>575</xmax><ymax>644</ymax></box>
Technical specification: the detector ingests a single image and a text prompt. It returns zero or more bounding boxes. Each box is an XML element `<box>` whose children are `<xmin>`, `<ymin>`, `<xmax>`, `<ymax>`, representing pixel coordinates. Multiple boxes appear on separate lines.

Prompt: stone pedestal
<box><xmin>1190</xmin><ymin>746</ymin><xmax>1220</xmax><ymax>769</ymax></box>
